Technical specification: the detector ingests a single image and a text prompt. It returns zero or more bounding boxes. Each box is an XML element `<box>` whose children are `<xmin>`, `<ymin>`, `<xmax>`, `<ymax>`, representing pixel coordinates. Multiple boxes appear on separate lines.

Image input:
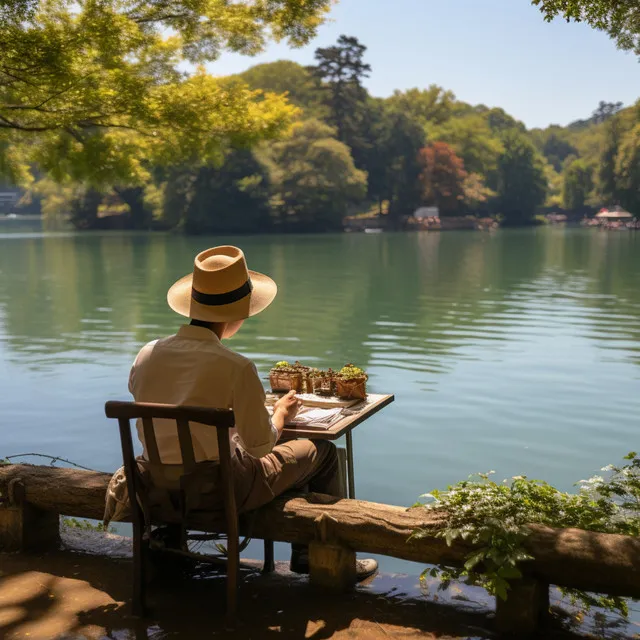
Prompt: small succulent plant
<box><xmin>337</xmin><ymin>364</ymin><xmax>366</xmax><ymax>380</ymax></box>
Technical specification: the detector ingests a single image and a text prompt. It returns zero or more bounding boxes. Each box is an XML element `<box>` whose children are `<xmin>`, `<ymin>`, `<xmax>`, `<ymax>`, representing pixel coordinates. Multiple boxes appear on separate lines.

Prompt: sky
<box><xmin>208</xmin><ymin>0</ymin><xmax>639</xmax><ymax>130</ymax></box>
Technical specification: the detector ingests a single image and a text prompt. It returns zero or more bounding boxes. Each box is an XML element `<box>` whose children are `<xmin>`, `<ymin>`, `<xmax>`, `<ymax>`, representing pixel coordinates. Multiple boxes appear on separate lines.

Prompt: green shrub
<box><xmin>413</xmin><ymin>453</ymin><xmax>640</xmax><ymax>616</ymax></box>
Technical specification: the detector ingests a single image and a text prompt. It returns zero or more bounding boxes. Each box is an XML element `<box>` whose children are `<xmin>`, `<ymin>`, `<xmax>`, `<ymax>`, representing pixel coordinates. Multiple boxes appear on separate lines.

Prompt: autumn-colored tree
<box><xmin>418</xmin><ymin>142</ymin><xmax>468</xmax><ymax>216</ymax></box>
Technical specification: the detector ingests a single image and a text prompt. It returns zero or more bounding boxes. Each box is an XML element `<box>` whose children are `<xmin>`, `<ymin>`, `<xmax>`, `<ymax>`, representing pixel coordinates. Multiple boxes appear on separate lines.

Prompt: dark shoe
<box><xmin>355</xmin><ymin>558</ymin><xmax>378</xmax><ymax>581</ymax></box>
<box><xmin>290</xmin><ymin>548</ymin><xmax>379</xmax><ymax>582</ymax></box>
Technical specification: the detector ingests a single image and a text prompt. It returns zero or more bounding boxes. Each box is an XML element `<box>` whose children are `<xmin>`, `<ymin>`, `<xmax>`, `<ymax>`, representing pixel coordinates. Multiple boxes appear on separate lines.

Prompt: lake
<box><xmin>1</xmin><ymin>226</ymin><xmax>640</xmax><ymax>574</ymax></box>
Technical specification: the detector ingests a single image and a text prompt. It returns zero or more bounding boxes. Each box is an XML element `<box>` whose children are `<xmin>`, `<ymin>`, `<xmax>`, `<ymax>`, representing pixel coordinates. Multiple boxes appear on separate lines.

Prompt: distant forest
<box><xmin>5</xmin><ymin>36</ymin><xmax>640</xmax><ymax>233</ymax></box>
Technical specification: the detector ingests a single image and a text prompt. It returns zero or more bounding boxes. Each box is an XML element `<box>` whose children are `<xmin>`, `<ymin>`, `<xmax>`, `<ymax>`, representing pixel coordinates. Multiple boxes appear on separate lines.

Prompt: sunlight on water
<box><xmin>1</xmin><ymin>227</ymin><xmax>640</xmax><ymax>585</ymax></box>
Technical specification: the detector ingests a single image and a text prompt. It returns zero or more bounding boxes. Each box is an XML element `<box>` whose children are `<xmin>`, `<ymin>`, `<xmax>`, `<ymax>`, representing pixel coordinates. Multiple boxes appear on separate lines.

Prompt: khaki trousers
<box><xmin>232</xmin><ymin>439</ymin><xmax>343</xmax><ymax>513</ymax></box>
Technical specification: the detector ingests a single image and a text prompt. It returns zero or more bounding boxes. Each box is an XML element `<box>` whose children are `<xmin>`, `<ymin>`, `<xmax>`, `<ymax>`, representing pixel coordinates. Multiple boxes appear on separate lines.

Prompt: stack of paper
<box><xmin>286</xmin><ymin>407</ymin><xmax>344</xmax><ymax>429</ymax></box>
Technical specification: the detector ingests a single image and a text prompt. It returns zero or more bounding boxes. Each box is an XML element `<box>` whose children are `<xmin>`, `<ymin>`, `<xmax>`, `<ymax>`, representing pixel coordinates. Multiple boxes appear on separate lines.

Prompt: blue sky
<box><xmin>209</xmin><ymin>0</ymin><xmax>639</xmax><ymax>129</ymax></box>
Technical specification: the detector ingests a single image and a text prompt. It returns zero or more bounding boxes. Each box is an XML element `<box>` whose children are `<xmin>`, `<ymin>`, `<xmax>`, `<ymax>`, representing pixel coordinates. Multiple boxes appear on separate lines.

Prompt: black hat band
<box><xmin>192</xmin><ymin>279</ymin><xmax>253</xmax><ymax>306</ymax></box>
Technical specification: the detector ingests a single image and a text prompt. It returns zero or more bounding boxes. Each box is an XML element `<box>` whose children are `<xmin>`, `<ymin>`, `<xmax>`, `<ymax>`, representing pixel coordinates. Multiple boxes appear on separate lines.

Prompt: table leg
<box><xmin>346</xmin><ymin>430</ymin><xmax>355</xmax><ymax>499</ymax></box>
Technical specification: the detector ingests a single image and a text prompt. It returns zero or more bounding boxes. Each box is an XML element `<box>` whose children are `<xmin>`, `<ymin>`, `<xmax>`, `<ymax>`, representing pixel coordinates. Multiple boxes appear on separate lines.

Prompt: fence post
<box><xmin>495</xmin><ymin>578</ymin><xmax>549</xmax><ymax>637</ymax></box>
<box><xmin>308</xmin><ymin>513</ymin><xmax>356</xmax><ymax>591</ymax></box>
<box><xmin>0</xmin><ymin>478</ymin><xmax>60</xmax><ymax>551</ymax></box>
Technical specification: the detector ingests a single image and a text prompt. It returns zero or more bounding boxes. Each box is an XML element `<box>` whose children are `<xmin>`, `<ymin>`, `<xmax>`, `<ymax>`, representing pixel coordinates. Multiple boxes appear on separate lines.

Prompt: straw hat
<box><xmin>167</xmin><ymin>246</ymin><xmax>277</xmax><ymax>322</ymax></box>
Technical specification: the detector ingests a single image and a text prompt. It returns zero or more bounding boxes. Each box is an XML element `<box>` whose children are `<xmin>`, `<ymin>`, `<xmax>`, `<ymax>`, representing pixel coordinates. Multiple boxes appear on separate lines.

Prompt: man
<box><xmin>129</xmin><ymin>245</ymin><xmax>377</xmax><ymax>579</ymax></box>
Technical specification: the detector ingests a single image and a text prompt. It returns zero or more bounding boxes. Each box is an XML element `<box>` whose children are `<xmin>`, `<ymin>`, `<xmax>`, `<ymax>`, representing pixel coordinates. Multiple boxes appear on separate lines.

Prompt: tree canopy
<box><xmin>563</xmin><ymin>158</ymin><xmax>594</xmax><ymax>210</ymax></box>
<box><xmin>533</xmin><ymin>0</ymin><xmax>640</xmax><ymax>56</ymax></box>
<box><xmin>495</xmin><ymin>131</ymin><xmax>548</xmax><ymax>225</ymax></box>
<box><xmin>0</xmin><ymin>0</ymin><xmax>332</xmax><ymax>185</ymax></box>
<box><xmin>259</xmin><ymin>119</ymin><xmax>367</xmax><ymax>230</ymax></box>
<box><xmin>418</xmin><ymin>142</ymin><xmax>468</xmax><ymax>216</ymax></box>
<box><xmin>3</xmin><ymin>23</ymin><xmax>639</xmax><ymax>234</ymax></box>
<box><xmin>615</xmin><ymin>123</ymin><xmax>640</xmax><ymax>212</ymax></box>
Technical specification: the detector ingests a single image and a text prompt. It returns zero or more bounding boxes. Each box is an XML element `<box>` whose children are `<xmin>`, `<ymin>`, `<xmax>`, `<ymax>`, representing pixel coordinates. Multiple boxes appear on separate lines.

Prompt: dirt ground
<box><xmin>0</xmin><ymin>545</ymin><xmax>636</xmax><ymax>640</ymax></box>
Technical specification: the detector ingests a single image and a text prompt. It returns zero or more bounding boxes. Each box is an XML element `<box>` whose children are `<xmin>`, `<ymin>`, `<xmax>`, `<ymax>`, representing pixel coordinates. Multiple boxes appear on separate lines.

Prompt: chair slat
<box><xmin>176</xmin><ymin>418</ymin><xmax>197</xmax><ymax>472</ymax></box>
<box><xmin>142</xmin><ymin>418</ymin><xmax>161</xmax><ymax>465</ymax></box>
<box><xmin>217</xmin><ymin>425</ymin><xmax>238</xmax><ymax>620</ymax></box>
<box><xmin>116</xmin><ymin>416</ymin><xmax>148</xmax><ymax>615</ymax></box>
<box><xmin>105</xmin><ymin>400</ymin><xmax>234</xmax><ymax>427</ymax></box>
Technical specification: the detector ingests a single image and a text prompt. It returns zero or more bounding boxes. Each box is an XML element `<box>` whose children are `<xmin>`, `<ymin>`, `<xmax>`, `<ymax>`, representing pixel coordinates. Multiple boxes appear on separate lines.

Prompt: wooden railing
<box><xmin>2</xmin><ymin>463</ymin><xmax>640</xmax><ymax>637</ymax></box>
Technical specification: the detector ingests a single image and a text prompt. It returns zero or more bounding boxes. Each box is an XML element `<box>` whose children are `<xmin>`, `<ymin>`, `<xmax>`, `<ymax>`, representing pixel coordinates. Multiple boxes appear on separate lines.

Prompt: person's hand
<box><xmin>273</xmin><ymin>390</ymin><xmax>301</xmax><ymax>424</ymax></box>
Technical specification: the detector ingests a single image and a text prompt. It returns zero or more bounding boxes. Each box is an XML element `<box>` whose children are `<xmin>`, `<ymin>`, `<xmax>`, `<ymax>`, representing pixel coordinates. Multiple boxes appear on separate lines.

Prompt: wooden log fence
<box><xmin>2</xmin><ymin>463</ymin><xmax>640</xmax><ymax>637</ymax></box>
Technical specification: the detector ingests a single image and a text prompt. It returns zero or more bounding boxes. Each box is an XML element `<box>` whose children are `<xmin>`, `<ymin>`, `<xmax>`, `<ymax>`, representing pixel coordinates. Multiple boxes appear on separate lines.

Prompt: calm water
<box><xmin>1</xmin><ymin>227</ymin><xmax>640</xmax><ymax>573</ymax></box>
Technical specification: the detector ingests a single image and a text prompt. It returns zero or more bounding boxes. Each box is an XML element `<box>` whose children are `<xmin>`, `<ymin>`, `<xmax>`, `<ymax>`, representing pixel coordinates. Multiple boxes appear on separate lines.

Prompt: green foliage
<box><xmin>484</xmin><ymin>107</ymin><xmax>526</xmax><ymax>134</ymax></box>
<box><xmin>62</xmin><ymin>517</ymin><xmax>112</xmax><ymax>533</ymax></box>
<box><xmin>0</xmin><ymin>0</ymin><xmax>332</xmax><ymax>185</ymax></box>
<box><xmin>430</xmin><ymin>114</ymin><xmax>504</xmax><ymax>179</ymax></box>
<box><xmin>239</xmin><ymin>61</ymin><xmax>326</xmax><ymax>118</ymax></box>
<box><xmin>379</xmin><ymin>108</ymin><xmax>426</xmax><ymax>222</ymax></box>
<box><xmin>615</xmin><ymin>123</ymin><xmax>640</xmax><ymax>212</ymax></box>
<box><xmin>543</xmin><ymin>163</ymin><xmax>564</xmax><ymax>207</ymax></box>
<box><xmin>260</xmin><ymin>119</ymin><xmax>367</xmax><ymax>231</ymax></box>
<box><xmin>69</xmin><ymin>188</ymin><xmax>103</xmax><ymax>230</ymax></box>
<box><xmin>542</xmin><ymin>131</ymin><xmax>579</xmax><ymax>172</ymax></box>
<box><xmin>495</xmin><ymin>131</ymin><xmax>548</xmax><ymax>225</ymax></box>
<box><xmin>386</xmin><ymin>86</ymin><xmax>457</xmax><ymax>128</ymax></box>
<box><xmin>533</xmin><ymin>0</ymin><xmax>640</xmax><ymax>56</ymax></box>
<box><xmin>563</xmin><ymin>158</ymin><xmax>594</xmax><ymax>210</ymax></box>
<box><xmin>462</xmin><ymin>172</ymin><xmax>495</xmax><ymax>211</ymax></box>
<box><xmin>337</xmin><ymin>364</ymin><xmax>366</xmax><ymax>379</ymax></box>
<box><xmin>185</xmin><ymin>148</ymin><xmax>271</xmax><ymax>234</ymax></box>
<box><xmin>591</xmin><ymin>101</ymin><xmax>625</xmax><ymax>125</ymax></box>
<box><xmin>313</xmin><ymin>35</ymin><xmax>371</xmax><ymax>150</ymax></box>
<box><xmin>414</xmin><ymin>453</ymin><xmax>640</xmax><ymax>616</ymax></box>
<box><xmin>4</xmin><ymin>11</ymin><xmax>639</xmax><ymax>233</ymax></box>
<box><xmin>599</xmin><ymin>118</ymin><xmax>623</xmax><ymax>203</ymax></box>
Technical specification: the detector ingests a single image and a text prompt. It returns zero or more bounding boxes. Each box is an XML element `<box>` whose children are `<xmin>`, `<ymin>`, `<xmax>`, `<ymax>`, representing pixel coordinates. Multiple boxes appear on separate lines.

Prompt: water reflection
<box><xmin>1</xmin><ymin>228</ymin><xmax>640</xmax><ymax>517</ymax></box>
<box><xmin>1</xmin><ymin>229</ymin><xmax>638</xmax><ymax>369</ymax></box>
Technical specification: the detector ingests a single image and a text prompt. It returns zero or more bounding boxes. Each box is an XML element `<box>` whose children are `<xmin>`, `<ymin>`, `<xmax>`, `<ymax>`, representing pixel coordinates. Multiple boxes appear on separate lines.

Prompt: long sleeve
<box><xmin>232</xmin><ymin>361</ymin><xmax>278</xmax><ymax>458</ymax></box>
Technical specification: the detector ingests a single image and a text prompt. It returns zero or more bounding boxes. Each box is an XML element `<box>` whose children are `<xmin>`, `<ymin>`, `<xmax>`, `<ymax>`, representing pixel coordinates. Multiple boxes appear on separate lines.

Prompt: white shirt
<box><xmin>128</xmin><ymin>324</ymin><xmax>278</xmax><ymax>464</ymax></box>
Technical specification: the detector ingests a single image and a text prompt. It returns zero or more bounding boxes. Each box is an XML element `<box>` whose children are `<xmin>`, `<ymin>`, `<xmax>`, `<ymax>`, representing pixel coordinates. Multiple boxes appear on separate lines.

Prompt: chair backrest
<box><xmin>104</xmin><ymin>401</ymin><xmax>237</xmax><ymax>531</ymax></box>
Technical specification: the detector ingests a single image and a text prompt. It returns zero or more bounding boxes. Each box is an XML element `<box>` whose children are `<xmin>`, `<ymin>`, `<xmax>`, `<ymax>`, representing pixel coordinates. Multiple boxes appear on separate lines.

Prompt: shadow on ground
<box><xmin>0</xmin><ymin>549</ymin><xmax>636</xmax><ymax>639</ymax></box>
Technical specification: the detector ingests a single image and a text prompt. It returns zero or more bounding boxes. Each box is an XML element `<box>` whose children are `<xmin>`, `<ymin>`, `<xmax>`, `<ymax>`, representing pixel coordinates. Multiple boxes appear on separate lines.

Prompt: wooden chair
<box><xmin>104</xmin><ymin>400</ymin><xmax>274</xmax><ymax>622</ymax></box>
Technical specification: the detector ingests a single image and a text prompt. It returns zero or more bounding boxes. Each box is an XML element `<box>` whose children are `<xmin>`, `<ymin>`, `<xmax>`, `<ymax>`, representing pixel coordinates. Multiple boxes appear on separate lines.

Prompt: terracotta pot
<box><xmin>304</xmin><ymin>375</ymin><xmax>315</xmax><ymax>394</ymax></box>
<box><xmin>269</xmin><ymin>371</ymin><xmax>302</xmax><ymax>393</ymax></box>
<box><xmin>293</xmin><ymin>366</ymin><xmax>312</xmax><ymax>393</ymax></box>
<box><xmin>335</xmin><ymin>377</ymin><xmax>367</xmax><ymax>400</ymax></box>
<box><xmin>312</xmin><ymin>376</ymin><xmax>334</xmax><ymax>396</ymax></box>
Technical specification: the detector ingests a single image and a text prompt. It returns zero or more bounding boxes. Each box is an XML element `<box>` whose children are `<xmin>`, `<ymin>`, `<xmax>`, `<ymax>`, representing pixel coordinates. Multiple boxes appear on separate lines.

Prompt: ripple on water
<box><xmin>1</xmin><ymin>228</ymin><xmax>640</xmax><ymax>584</ymax></box>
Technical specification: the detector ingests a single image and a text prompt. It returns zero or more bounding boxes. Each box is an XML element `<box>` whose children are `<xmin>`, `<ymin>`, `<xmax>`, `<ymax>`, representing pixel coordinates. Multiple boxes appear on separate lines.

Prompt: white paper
<box><xmin>286</xmin><ymin>407</ymin><xmax>343</xmax><ymax>428</ymax></box>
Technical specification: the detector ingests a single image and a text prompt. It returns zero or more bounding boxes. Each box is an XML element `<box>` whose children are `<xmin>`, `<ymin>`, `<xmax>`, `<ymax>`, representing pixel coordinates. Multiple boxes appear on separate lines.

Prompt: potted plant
<box><xmin>335</xmin><ymin>364</ymin><xmax>367</xmax><ymax>400</ymax></box>
<box><xmin>308</xmin><ymin>368</ymin><xmax>327</xmax><ymax>395</ymax></box>
<box><xmin>304</xmin><ymin>367</ymin><xmax>321</xmax><ymax>393</ymax></box>
<box><xmin>269</xmin><ymin>361</ymin><xmax>303</xmax><ymax>393</ymax></box>
<box><xmin>313</xmin><ymin>368</ymin><xmax>336</xmax><ymax>396</ymax></box>
<box><xmin>290</xmin><ymin>361</ymin><xmax>312</xmax><ymax>392</ymax></box>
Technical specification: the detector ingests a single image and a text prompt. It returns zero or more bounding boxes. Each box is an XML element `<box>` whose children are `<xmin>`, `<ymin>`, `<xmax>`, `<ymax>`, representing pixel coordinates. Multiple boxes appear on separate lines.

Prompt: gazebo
<box><xmin>595</xmin><ymin>209</ymin><xmax>633</xmax><ymax>220</ymax></box>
